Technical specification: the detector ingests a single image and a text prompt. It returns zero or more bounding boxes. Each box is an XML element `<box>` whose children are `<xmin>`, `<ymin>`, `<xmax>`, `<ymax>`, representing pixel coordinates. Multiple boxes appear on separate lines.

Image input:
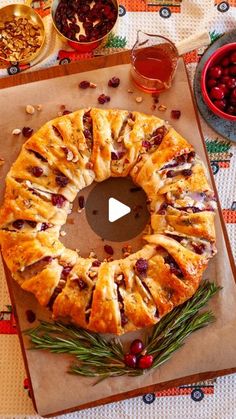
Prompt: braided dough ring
<box><xmin>0</xmin><ymin>108</ymin><xmax>217</xmax><ymax>335</ymax></box>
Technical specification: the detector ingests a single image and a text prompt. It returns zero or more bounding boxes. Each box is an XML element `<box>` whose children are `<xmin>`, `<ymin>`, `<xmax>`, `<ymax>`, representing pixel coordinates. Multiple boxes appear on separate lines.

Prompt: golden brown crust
<box><xmin>0</xmin><ymin>108</ymin><xmax>217</xmax><ymax>335</ymax></box>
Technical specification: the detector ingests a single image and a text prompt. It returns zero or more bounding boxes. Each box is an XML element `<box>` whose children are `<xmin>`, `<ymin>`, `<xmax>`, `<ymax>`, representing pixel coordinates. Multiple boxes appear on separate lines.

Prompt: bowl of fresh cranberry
<box><xmin>201</xmin><ymin>43</ymin><xmax>236</xmax><ymax>120</ymax></box>
<box><xmin>51</xmin><ymin>0</ymin><xmax>118</xmax><ymax>52</ymax></box>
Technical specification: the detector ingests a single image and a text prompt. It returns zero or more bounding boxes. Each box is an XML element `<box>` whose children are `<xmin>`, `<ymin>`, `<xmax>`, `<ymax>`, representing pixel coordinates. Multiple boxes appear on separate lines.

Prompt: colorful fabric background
<box><xmin>0</xmin><ymin>1</ymin><xmax>236</xmax><ymax>418</ymax></box>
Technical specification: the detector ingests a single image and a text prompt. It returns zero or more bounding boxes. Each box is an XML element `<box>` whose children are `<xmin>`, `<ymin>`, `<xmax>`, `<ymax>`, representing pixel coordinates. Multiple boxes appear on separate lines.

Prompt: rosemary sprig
<box><xmin>24</xmin><ymin>280</ymin><xmax>221</xmax><ymax>381</ymax></box>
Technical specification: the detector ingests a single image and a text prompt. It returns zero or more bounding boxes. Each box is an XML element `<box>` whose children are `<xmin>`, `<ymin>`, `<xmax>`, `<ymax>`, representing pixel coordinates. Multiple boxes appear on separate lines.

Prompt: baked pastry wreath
<box><xmin>0</xmin><ymin>108</ymin><xmax>217</xmax><ymax>335</ymax></box>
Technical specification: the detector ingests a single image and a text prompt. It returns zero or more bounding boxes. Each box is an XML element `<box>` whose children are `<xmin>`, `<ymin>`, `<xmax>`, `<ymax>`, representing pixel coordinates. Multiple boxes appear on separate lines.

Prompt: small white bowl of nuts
<box><xmin>0</xmin><ymin>3</ymin><xmax>45</xmax><ymax>64</ymax></box>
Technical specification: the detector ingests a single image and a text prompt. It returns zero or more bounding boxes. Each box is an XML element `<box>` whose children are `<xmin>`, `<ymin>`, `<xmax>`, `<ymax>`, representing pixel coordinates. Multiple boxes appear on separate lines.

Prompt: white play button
<box><xmin>108</xmin><ymin>197</ymin><xmax>131</xmax><ymax>223</ymax></box>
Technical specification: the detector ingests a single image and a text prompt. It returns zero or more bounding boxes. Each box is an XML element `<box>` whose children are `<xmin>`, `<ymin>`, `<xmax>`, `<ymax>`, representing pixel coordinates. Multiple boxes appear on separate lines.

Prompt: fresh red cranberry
<box><xmin>25</xmin><ymin>309</ymin><xmax>36</xmax><ymax>323</ymax></box>
<box><xmin>137</xmin><ymin>354</ymin><xmax>154</xmax><ymax>369</ymax></box>
<box><xmin>209</xmin><ymin>65</ymin><xmax>222</xmax><ymax>79</ymax></box>
<box><xmin>135</xmin><ymin>258</ymin><xmax>148</xmax><ymax>275</ymax></box>
<box><xmin>231</xmin><ymin>88</ymin><xmax>236</xmax><ymax>100</ymax></box>
<box><xmin>130</xmin><ymin>339</ymin><xmax>144</xmax><ymax>355</ymax></box>
<box><xmin>98</xmin><ymin>94</ymin><xmax>110</xmax><ymax>104</ymax></box>
<box><xmin>230</xmin><ymin>65</ymin><xmax>236</xmax><ymax>76</ymax></box>
<box><xmin>226</xmin><ymin>105</ymin><xmax>235</xmax><ymax>115</ymax></box>
<box><xmin>104</xmin><ymin>244</ymin><xmax>114</xmax><ymax>255</ymax></box>
<box><xmin>79</xmin><ymin>80</ymin><xmax>90</xmax><ymax>89</ymax></box>
<box><xmin>207</xmin><ymin>78</ymin><xmax>217</xmax><ymax>89</ymax></box>
<box><xmin>214</xmin><ymin>99</ymin><xmax>226</xmax><ymax>110</ymax></box>
<box><xmin>217</xmin><ymin>83</ymin><xmax>229</xmax><ymax>96</ymax></box>
<box><xmin>108</xmin><ymin>77</ymin><xmax>120</xmax><ymax>88</ymax></box>
<box><xmin>221</xmin><ymin>75</ymin><xmax>231</xmax><ymax>84</ymax></box>
<box><xmin>31</xmin><ymin>166</ymin><xmax>43</xmax><ymax>177</ymax></box>
<box><xmin>210</xmin><ymin>86</ymin><xmax>225</xmax><ymax>100</ymax></box>
<box><xmin>78</xmin><ymin>195</ymin><xmax>85</xmax><ymax>209</ymax></box>
<box><xmin>124</xmin><ymin>353</ymin><xmax>137</xmax><ymax>368</ymax></box>
<box><xmin>22</xmin><ymin>127</ymin><xmax>34</xmax><ymax>138</ymax></box>
<box><xmin>12</xmin><ymin>219</ymin><xmax>24</xmax><ymax>230</ymax></box>
<box><xmin>222</xmin><ymin>67</ymin><xmax>230</xmax><ymax>76</ymax></box>
<box><xmin>171</xmin><ymin>110</ymin><xmax>181</xmax><ymax>119</ymax></box>
<box><xmin>221</xmin><ymin>57</ymin><xmax>230</xmax><ymax>67</ymax></box>
<box><xmin>51</xmin><ymin>194</ymin><xmax>67</xmax><ymax>208</ymax></box>
<box><xmin>230</xmin><ymin>51</ymin><xmax>236</xmax><ymax>64</ymax></box>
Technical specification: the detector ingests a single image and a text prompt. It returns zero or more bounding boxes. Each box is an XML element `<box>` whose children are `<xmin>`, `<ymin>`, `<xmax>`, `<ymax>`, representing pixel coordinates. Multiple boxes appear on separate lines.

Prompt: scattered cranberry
<box><xmin>124</xmin><ymin>353</ymin><xmax>137</xmax><ymax>368</ymax></box>
<box><xmin>76</xmin><ymin>277</ymin><xmax>88</xmax><ymax>290</ymax></box>
<box><xmin>130</xmin><ymin>339</ymin><xmax>144</xmax><ymax>355</ymax></box>
<box><xmin>62</xmin><ymin>110</ymin><xmax>72</xmax><ymax>115</ymax></box>
<box><xmin>79</xmin><ymin>80</ymin><xmax>90</xmax><ymax>89</ymax></box>
<box><xmin>108</xmin><ymin>77</ymin><xmax>120</xmax><ymax>88</ymax></box>
<box><xmin>13</xmin><ymin>219</ymin><xmax>24</xmax><ymax>230</ymax></box>
<box><xmin>51</xmin><ymin>194</ymin><xmax>67</xmax><ymax>208</ymax></box>
<box><xmin>61</xmin><ymin>265</ymin><xmax>73</xmax><ymax>279</ymax></box>
<box><xmin>31</xmin><ymin>166</ymin><xmax>43</xmax><ymax>177</ymax></box>
<box><xmin>26</xmin><ymin>220</ymin><xmax>37</xmax><ymax>228</ymax></box>
<box><xmin>98</xmin><ymin>94</ymin><xmax>110</xmax><ymax>104</ymax></box>
<box><xmin>25</xmin><ymin>309</ymin><xmax>36</xmax><ymax>323</ymax></box>
<box><xmin>56</xmin><ymin>174</ymin><xmax>69</xmax><ymax>187</ymax></box>
<box><xmin>209</xmin><ymin>65</ymin><xmax>222</xmax><ymax>79</ymax></box>
<box><xmin>104</xmin><ymin>244</ymin><xmax>114</xmax><ymax>255</ymax></box>
<box><xmin>78</xmin><ymin>195</ymin><xmax>85</xmax><ymax>209</ymax></box>
<box><xmin>135</xmin><ymin>258</ymin><xmax>148</xmax><ymax>276</ymax></box>
<box><xmin>138</xmin><ymin>354</ymin><xmax>154</xmax><ymax>369</ymax></box>
<box><xmin>171</xmin><ymin>110</ymin><xmax>181</xmax><ymax>119</ymax></box>
<box><xmin>22</xmin><ymin>127</ymin><xmax>34</xmax><ymax>138</ymax></box>
<box><xmin>210</xmin><ymin>86</ymin><xmax>225</xmax><ymax>100</ymax></box>
<box><xmin>182</xmin><ymin>169</ymin><xmax>192</xmax><ymax>177</ymax></box>
<box><xmin>92</xmin><ymin>260</ymin><xmax>101</xmax><ymax>267</ymax></box>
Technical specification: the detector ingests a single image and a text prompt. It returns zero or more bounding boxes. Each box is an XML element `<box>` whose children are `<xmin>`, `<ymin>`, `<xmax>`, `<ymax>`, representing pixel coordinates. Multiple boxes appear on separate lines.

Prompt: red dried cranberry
<box><xmin>12</xmin><ymin>219</ymin><xmax>24</xmax><ymax>230</ymax></box>
<box><xmin>30</xmin><ymin>150</ymin><xmax>47</xmax><ymax>163</ymax></box>
<box><xmin>26</xmin><ymin>220</ymin><xmax>37</xmax><ymax>228</ymax></box>
<box><xmin>76</xmin><ymin>277</ymin><xmax>88</xmax><ymax>290</ymax></box>
<box><xmin>51</xmin><ymin>194</ymin><xmax>67</xmax><ymax>208</ymax></box>
<box><xmin>79</xmin><ymin>80</ymin><xmax>90</xmax><ymax>89</ymax></box>
<box><xmin>166</xmin><ymin>170</ymin><xmax>176</xmax><ymax>178</ymax></box>
<box><xmin>61</xmin><ymin>265</ymin><xmax>72</xmax><ymax>279</ymax></box>
<box><xmin>138</xmin><ymin>354</ymin><xmax>153</xmax><ymax>369</ymax></box>
<box><xmin>22</xmin><ymin>127</ymin><xmax>34</xmax><ymax>138</ymax></box>
<box><xmin>157</xmin><ymin>202</ymin><xmax>168</xmax><ymax>214</ymax></box>
<box><xmin>31</xmin><ymin>166</ymin><xmax>43</xmax><ymax>177</ymax></box>
<box><xmin>25</xmin><ymin>309</ymin><xmax>36</xmax><ymax>323</ymax></box>
<box><xmin>40</xmin><ymin>223</ymin><xmax>50</xmax><ymax>231</ymax></box>
<box><xmin>108</xmin><ymin>77</ymin><xmax>120</xmax><ymax>88</ymax></box>
<box><xmin>182</xmin><ymin>169</ymin><xmax>192</xmax><ymax>177</ymax></box>
<box><xmin>78</xmin><ymin>195</ymin><xmax>85</xmax><ymax>209</ymax></box>
<box><xmin>56</xmin><ymin>174</ymin><xmax>69</xmax><ymax>187</ymax></box>
<box><xmin>111</xmin><ymin>151</ymin><xmax>118</xmax><ymax>160</ymax></box>
<box><xmin>171</xmin><ymin>110</ymin><xmax>181</xmax><ymax>120</ymax></box>
<box><xmin>92</xmin><ymin>260</ymin><xmax>101</xmax><ymax>267</ymax></box>
<box><xmin>187</xmin><ymin>151</ymin><xmax>196</xmax><ymax>162</ymax></box>
<box><xmin>98</xmin><ymin>94</ymin><xmax>110</xmax><ymax>104</ymax></box>
<box><xmin>130</xmin><ymin>339</ymin><xmax>144</xmax><ymax>355</ymax></box>
<box><xmin>124</xmin><ymin>353</ymin><xmax>137</xmax><ymax>368</ymax></box>
<box><xmin>104</xmin><ymin>244</ymin><xmax>114</xmax><ymax>255</ymax></box>
<box><xmin>135</xmin><ymin>258</ymin><xmax>148</xmax><ymax>276</ymax></box>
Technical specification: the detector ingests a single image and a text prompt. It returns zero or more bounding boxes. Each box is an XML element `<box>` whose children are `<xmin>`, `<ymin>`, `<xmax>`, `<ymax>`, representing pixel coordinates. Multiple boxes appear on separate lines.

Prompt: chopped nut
<box><xmin>36</xmin><ymin>104</ymin><xmax>42</xmax><ymax>111</ymax></box>
<box><xmin>89</xmin><ymin>82</ymin><xmax>97</xmax><ymax>88</ymax></box>
<box><xmin>158</xmin><ymin>104</ymin><xmax>167</xmax><ymax>112</ymax></box>
<box><xmin>88</xmin><ymin>271</ymin><xmax>97</xmax><ymax>278</ymax></box>
<box><xmin>26</xmin><ymin>105</ymin><xmax>35</xmax><ymax>115</ymax></box>
<box><xmin>127</xmin><ymin>89</ymin><xmax>134</xmax><ymax>93</ymax></box>
<box><xmin>12</xmin><ymin>128</ymin><xmax>21</xmax><ymax>135</ymax></box>
<box><xmin>66</xmin><ymin>149</ymin><xmax>74</xmax><ymax>161</ymax></box>
<box><xmin>135</xmin><ymin>96</ymin><xmax>143</xmax><ymax>103</ymax></box>
<box><xmin>0</xmin><ymin>158</ymin><xmax>4</xmax><ymax>166</ymax></box>
<box><xmin>89</xmin><ymin>251</ymin><xmax>96</xmax><ymax>258</ymax></box>
<box><xmin>60</xmin><ymin>231</ymin><xmax>67</xmax><ymax>237</ymax></box>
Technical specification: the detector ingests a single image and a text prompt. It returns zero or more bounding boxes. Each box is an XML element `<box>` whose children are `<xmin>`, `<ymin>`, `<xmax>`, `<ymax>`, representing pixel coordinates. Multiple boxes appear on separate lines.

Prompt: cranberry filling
<box><xmin>40</xmin><ymin>223</ymin><xmax>51</xmax><ymax>231</ymax></box>
<box><xmin>135</xmin><ymin>258</ymin><xmax>148</xmax><ymax>276</ymax></box>
<box><xmin>61</xmin><ymin>265</ymin><xmax>73</xmax><ymax>280</ymax></box>
<box><xmin>28</xmin><ymin>150</ymin><xmax>48</xmax><ymax>163</ymax></box>
<box><xmin>26</xmin><ymin>220</ymin><xmax>37</xmax><ymax>228</ymax></box>
<box><xmin>164</xmin><ymin>255</ymin><xmax>183</xmax><ymax>278</ymax></box>
<box><xmin>52</xmin><ymin>125</ymin><xmax>63</xmax><ymax>140</ymax></box>
<box><xmin>85</xmin><ymin>287</ymin><xmax>95</xmax><ymax>323</ymax></box>
<box><xmin>92</xmin><ymin>260</ymin><xmax>101</xmax><ymax>267</ymax></box>
<box><xmin>31</xmin><ymin>166</ymin><xmax>43</xmax><ymax>177</ymax></box>
<box><xmin>12</xmin><ymin>219</ymin><xmax>24</xmax><ymax>230</ymax></box>
<box><xmin>117</xmin><ymin>286</ymin><xmax>128</xmax><ymax>327</ymax></box>
<box><xmin>51</xmin><ymin>194</ymin><xmax>67</xmax><ymax>208</ymax></box>
<box><xmin>75</xmin><ymin>277</ymin><xmax>88</xmax><ymax>290</ymax></box>
<box><xmin>191</xmin><ymin>242</ymin><xmax>206</xmax><ymax>254</ymax></box>
<box><xmin>55</xmin><ymin>172</ymin><xmax>69</xmax><ymax>187</ymax></box>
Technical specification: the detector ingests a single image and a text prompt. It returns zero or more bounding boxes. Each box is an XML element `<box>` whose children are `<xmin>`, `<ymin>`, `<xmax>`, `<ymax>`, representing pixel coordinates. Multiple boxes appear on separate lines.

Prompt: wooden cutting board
<box><xmin>0</xmin><ymin>52</ymin><xmax>236</xmax><ymax>417</ymax></box>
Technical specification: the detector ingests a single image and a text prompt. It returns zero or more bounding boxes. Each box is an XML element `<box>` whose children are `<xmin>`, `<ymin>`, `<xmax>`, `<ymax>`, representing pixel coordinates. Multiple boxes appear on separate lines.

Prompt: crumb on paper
<box><xmin>127</xmin><ymin>89</ymin><xmax>134</xmax><ymax>93</ymax></box>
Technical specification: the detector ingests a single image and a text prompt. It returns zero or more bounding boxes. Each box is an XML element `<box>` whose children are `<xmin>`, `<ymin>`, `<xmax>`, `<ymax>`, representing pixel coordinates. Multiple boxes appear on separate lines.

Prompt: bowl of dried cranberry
<box><xmin>201</xmin><ymin>43</ymin><xmax>236</xmax><ymax>121</ymax></box>
<box><xmin>51</xmin><ymin>0</ymin><xmax>118</xmax><ymax>53</ymax></box>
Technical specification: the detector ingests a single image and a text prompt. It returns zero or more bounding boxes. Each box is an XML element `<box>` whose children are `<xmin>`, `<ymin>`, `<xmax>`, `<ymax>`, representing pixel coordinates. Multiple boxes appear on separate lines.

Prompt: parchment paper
<box><xmin>0</xmin><ymin>61</ymin><xmax>236</xmax><ymax>417</ymax></box>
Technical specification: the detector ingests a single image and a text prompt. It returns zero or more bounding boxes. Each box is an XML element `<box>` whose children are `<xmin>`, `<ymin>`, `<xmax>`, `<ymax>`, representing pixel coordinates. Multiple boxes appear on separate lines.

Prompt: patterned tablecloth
<box><xmin>0</xmin><ymin>1</ymin><xmax>236</xmax><ymax>418</ymax></box>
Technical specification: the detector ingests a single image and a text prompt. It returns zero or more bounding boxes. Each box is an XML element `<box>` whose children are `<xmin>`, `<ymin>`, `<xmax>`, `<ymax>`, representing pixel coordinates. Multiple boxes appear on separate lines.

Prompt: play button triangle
<box><xmin>108</xmin><ymin>197</ymin><xmax>131</xmax><ymax>223</ymax></box>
